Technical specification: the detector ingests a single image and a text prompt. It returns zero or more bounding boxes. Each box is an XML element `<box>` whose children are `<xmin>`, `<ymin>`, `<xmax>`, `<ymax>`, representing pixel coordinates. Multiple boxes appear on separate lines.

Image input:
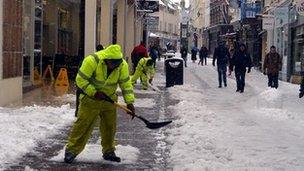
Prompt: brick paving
<box><xmin>5</xmin><ymin>63</ymin><xmax>179</xmax><ymax>171</ymax></box>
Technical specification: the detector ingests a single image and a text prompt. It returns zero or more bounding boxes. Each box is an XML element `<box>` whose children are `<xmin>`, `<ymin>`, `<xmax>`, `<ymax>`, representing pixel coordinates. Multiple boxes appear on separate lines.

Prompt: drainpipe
<box><xmin>110</xmin><ymin>0</ymin><xmax>117</xmax><ymax>44</ymax></box>
<box><xmin>124</xmin><ymin>0</ymin><xmax>127</xmax><ymax>56</ymax></box>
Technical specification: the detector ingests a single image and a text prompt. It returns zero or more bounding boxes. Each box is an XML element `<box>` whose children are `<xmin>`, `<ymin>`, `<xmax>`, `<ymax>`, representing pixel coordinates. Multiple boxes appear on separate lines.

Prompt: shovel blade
<box><xmin>146</xmin><ymin>120</ymin><xmax>172</xmax><ymax>129</ymax></box>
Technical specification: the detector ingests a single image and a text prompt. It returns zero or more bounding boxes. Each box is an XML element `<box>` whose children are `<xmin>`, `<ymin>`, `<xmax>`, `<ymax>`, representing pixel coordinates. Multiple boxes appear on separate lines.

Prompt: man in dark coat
<box><xmin>213</xmin><ymin>42</ymin><xmax>230</xmax><ymax>88</ymax></box>
<box><xmin>263</xmin><ymin>46</ymin><xmax>282</xmax><ymax>89</ymax></box>
<box><xmin>199</xmin><ymin>46</ymin><xmax>208</xmax><ymax>66</ymax></box>
<box><xmin>300</xmin><ymin>72</ymin><xmax>304</xmax><ymax>98</ymax></box>
<box><xmin>131</xmin><ymin>41</ymin><xmax>148</xmax><ymax>73</ymax></box>
<box><xmin>180</xmin><ymin>45</ymin><xmax>188</xmax><ymax>67</ymax></box>
<box><xmin>229</xmin><ymin>44</ymin><xmax>252</xmax><ymax>93</ymax></box>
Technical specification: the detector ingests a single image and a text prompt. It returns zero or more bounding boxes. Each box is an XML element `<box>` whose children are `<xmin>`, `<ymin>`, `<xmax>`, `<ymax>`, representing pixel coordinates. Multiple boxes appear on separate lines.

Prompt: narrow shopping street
<box><xmin>1</xmin><ymin>57</ymin><xmax>304</xmax><ymax>170</ymax></box>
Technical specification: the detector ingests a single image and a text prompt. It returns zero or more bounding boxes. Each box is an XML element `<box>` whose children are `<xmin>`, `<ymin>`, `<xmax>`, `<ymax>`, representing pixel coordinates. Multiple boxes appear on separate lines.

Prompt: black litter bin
<box><xmin>165</xmin><ymin>58</ymin><xmax>184</xmax><ymax>87</ymax></box>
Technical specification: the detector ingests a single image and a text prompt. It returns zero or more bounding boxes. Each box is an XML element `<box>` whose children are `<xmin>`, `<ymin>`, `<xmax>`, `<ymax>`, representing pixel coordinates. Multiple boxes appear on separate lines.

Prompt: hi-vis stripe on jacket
<box><xmin>76</xmin><ymin>45</ymin><xmax>135</xmax><ymax>104</ymax></box>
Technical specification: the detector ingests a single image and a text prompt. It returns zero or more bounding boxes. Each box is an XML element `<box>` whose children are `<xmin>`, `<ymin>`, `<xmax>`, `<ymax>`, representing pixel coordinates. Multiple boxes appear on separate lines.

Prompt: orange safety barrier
<box><xmin>33</xmin><ymin>67</ymin><xmax>43</xmax><ymax>86</ymax></box>
<box><xmin>42</xmin><ymin>65</ymin><xmax>55</xmax><ymax>86</ymax></box>
<box><xmin>54</xmin><ymin>68</ymin><xmax>70</xmax><ymax>96</ymax></box>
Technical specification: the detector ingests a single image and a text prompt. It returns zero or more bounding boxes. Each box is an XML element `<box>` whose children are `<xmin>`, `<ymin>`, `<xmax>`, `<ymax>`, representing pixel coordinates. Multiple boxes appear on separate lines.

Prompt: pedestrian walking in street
<box><xmin>213</xmin><ymin>41</ymin><xmax>230</xmax><ymax>88</ymax></box>
<box><xmin>263</xmin><ymin>46</ymin><xmax>282</xmax><ymax>89</ymax></box>
<box><xmin>191</xmin><ymin>46</ymin><xmax>197</xmax><ymax>63</ymax></box>
<box><xmin>149</xmin><ymin>44</ymin><xmax>159</xmax><ymax>68</ymax></box>
<box><xmin>180</xmin><ymin>45</ymin><xmax>188</xmax><ymax>67</ymax></box>
<box><xmin>75</xmin><ymin>44</ymin><xmax>104</xmax><ymax>117</ymax></box>
<box><xmin>131</xmin><ymin>41</ymin><xmax>148</xmax><ymax>74</ymax></box>
<box><xmin>199</xmin><ymin>46</ymin><xmax>208</xmax><ymax>66</ymax></box>
<box><xmin>131</xmin><ymin>56</ymin><xmax>155</xmax><ymax>90</ymax></box>
<box><xmin>229</xmin><ymin>43</ymin><xmax>252</xmax><ymax>93</ymax></box>
<box><xmin>64</xmin><ymin>44</ymin><xmax>135</xmax><ymax>164</ymax></box>
<box><xmin>300</xmin><ymin>73</ymin><xmax>304</xmax><ymax>98</ymax></box>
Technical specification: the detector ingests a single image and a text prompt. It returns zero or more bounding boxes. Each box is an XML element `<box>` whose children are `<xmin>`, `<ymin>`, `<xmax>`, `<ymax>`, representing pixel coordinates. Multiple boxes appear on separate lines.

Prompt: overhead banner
<box><xmin>274</xmin><ymin>7</ymin><xmax>289</xmax><ymax>28</ymax></box>
<box><xmin>137</xmin><ymin>0</ymin><xmax>159</xmax><ymax>13</ymax></box>
<box><xmin>263</xmin><ymin>17</ymin><xmax>274</xmax><ymax>30</ymax></box>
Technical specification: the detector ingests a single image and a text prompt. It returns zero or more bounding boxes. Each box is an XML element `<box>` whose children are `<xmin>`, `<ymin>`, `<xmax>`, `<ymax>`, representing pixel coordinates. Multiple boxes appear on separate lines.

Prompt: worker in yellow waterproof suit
<box><xmin>131</xmin><ymin>57</ymin><xmax>155</xmax><ymax>90</ymax></box>
<box><xmin>64</xmin><ymin>44</ymin><xmax>135</xmax><ymax>163</ymax></box>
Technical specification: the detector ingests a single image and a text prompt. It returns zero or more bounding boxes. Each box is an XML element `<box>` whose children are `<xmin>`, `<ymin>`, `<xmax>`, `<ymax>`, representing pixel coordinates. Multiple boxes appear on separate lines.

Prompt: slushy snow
<box><xmin>0</xmin><ymin>105</ymin><xmax>74</xmax><ymax>170</ymax></box>
<box><xmin>165</xmin><ymin>56</ymin><xmax>304</xmax><ymax>170</ymax></box>
<box><xmin>50</xmin><ymin>144</ymin><xmax>140</xmax><ymax>164</ymax></box>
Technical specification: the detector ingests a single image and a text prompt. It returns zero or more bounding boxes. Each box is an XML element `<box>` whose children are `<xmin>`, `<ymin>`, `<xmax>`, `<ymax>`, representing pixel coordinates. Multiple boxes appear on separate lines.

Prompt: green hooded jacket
<box><xmin>76</xmin><ymin>44</ymin><xmax>134</xmax><ymax>104</ymax></box>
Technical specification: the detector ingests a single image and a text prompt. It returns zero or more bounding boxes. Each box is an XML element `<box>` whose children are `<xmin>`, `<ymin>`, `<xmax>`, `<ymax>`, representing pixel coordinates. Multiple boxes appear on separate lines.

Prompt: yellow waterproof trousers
<box><xmin>66</xmin><ymin>95</ymin><xmax>117</xmax><ymax>156</ymax></box>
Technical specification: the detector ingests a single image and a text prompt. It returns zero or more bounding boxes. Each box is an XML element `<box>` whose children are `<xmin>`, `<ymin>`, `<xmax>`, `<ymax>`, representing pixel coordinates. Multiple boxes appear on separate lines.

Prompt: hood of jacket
<box><xmin>98</xmin><ymin>44</ymin><xmax>123</xmax><ymax>60</ymax></box>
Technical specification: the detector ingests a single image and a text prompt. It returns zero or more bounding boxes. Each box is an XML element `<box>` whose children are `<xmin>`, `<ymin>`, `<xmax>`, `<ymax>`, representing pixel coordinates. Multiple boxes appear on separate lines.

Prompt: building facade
<box><xmin>261</xmin><ymin>0</ymin><xmax>304</xmax><ymax>82</ymax></box>
<box><xmin>0</xmin><ymin>0</ymin><xmax>144</xmax><ymax>106</ymax></box>
<box><xmin>149</xmin><ymin>0</ymin><xmax>180</xmax><ymax>51</ymax></box>
<box><xmin>0</xmin><ymin>0</ymin><xmax>23</xmax><ymax>105</ymax></box>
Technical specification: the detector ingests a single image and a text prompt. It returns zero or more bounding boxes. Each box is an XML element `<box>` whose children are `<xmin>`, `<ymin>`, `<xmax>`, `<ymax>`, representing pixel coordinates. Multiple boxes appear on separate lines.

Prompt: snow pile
<box><xmin>54</xmin><ymin>94</ymin><xmax>76</xmax><ymax>103</ymax></box>
<box><xmin>257</xmin><ymin>88</ymin><xmax>283</xmax><ymax>109</ymax></box>
<box><xmin>50</xmin><ymin>144</ymin><xmax>140</xmax><ymax>164</ymax></box>
<box><xmin>0</xmin><ymin>105</ymin><xmax>74</xmax><ymax>170</ymax></box>
<box><xmin>166</xmin><ymin>85</ymin><xmax>233</xmax><ymax>170</ymax></box>
<box><xmin>252</xmin><ymin>88</ymin><xmax>300</xmax><ymax>121</ymax></box>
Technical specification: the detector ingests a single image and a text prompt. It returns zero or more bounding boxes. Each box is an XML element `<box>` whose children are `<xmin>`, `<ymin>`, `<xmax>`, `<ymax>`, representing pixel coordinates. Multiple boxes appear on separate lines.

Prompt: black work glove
<box><xmin>149</xmin><ymin>78</ymin><xmax>153</xmax><ymax>84</ymax></box>
<box><xmin>127</xmin><ymin>104</ymin><xmax>135</xmax><ymax>119</ymax></box>
<box><xmin>247</xmin><ymin>68</ymin><xmax>251</xmax><ymax>73</ymax></box>
<box><xmin>94</xmin><ymin>91</ymin><xmax>107</xmax><ymax>101</ymax></box>
<box><xmin>212</xmin><ymin>62</ymin><xmax>215</xmax><ymax>67</ymax></box>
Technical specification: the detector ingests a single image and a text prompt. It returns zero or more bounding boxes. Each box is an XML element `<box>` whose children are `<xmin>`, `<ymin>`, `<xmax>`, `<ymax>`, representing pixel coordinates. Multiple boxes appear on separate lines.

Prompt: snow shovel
<box><xmin>148</xmin><ymin>83</ymin><xmax>161</xmax><ymax>92</ymax></box>
<box><xmin>113</xmin><ymin>103</ymin><xmax>172</xmax><ymax>129</ymax></box>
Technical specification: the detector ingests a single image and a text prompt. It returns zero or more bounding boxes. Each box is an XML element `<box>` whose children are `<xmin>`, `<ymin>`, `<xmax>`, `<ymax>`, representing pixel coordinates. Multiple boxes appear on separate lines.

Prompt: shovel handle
<box><xmin>114</xmin><ymin>102</ymin><xmax>134</xmax><ymax>115</ymax></box>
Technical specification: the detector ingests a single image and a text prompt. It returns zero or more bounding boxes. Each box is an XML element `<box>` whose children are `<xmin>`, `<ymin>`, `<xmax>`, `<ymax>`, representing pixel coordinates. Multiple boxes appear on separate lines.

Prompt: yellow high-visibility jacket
<box><xmin>76</xmin><ymin>44</ymin><xmax>134</xmax><ymax>104</ymax></box>
<box><xmin>131</xmin><ymin>57</ymin><xmax>155</xmax><ymax>86</ymax></box>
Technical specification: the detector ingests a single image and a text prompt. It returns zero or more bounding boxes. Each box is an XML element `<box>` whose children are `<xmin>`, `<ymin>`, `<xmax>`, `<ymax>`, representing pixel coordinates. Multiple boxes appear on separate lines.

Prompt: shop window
<box><xmin>57</xmin><ymin>8</ymin><xmax>71</xmax><ymax>55</ymax></box>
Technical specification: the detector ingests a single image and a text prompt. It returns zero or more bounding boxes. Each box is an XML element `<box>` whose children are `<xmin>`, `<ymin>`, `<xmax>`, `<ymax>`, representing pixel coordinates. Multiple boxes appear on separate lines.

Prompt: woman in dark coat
<box><xmin>229</xmin><ymin>44</ymin><xmax>252</xmax><ymax>93</ymax></box>
<box><xmin>191</xmin><ymin>46</ymin><xmax>197</xmax><ymax>63</ymax></box>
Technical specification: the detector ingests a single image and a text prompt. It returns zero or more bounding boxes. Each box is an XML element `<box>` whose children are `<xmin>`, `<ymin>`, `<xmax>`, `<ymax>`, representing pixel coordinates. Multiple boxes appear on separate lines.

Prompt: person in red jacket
<box><xmin>131</xmin><ymin>41</ymin><xmax>148</xmax><ymax>73</ymax></box>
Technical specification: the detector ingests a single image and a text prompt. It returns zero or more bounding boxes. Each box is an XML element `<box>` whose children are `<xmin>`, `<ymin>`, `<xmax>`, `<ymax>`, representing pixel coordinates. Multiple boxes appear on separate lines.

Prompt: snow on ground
<box><xmin>164</xmin><ymin>55</ymin><xmax>304</xmax><ymax>170</ymax></box>
<box><xmin>50</xmin><ymin>143</ymin><xmax>140</xmax><ymax>164</ymax></box>
<box><xmin>118</xmin><ymin>97</ymin><xmax>156</xmax><ymax>108</ymax></box>
<box><xmin>0</xmin><ymin>105</ymin><xmax>74</xmax><ymax>170</ymax></box>
<box><xmin>54</xmin><ymin>94</ymin><xmax>76</xmax><ymax>103</ymax></box>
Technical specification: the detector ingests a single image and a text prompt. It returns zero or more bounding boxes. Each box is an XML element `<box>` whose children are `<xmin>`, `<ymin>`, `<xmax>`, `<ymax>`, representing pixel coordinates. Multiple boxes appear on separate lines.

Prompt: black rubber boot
<box><xmin>64</xmin><ymin>151</ymin><xmax>76</xmax><ymax>164</ymax></box>
<box><xmin>103</xmin><ymin>152</ymin><xmax>121</xmax><ymax>162</ymax></box>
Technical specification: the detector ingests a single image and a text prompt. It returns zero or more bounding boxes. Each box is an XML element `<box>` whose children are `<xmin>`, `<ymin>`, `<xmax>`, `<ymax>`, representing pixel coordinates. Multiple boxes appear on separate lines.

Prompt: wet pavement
<box><xmin>5</xmin><ymin>63</ymin><xmax>178</xmax><ymax>171</ymax></box>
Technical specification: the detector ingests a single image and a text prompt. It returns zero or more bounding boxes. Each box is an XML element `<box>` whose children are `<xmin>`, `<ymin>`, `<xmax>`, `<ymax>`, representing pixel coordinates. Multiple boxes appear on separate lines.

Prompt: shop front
<box><xmin>22</xmin><ymin>0</ymin><xmax>98</xmax><ymax>89</ymax></box>
<box><xmin>291</xmin><ymin>18</ymin><xmax>304</xmax><ymax>77</ymax></box>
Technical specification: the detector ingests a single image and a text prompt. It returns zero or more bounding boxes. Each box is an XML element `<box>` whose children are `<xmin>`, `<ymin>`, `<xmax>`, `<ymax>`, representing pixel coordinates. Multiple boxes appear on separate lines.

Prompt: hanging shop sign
<box><xmin>137</xmin><ymin>0</ymin><xmax>159</xmax><ymax>13</ymax></box>
<box><xmin>262</xmin><ymin>17</ymin><xmax>274</xmax><ymax>30</ymax></box>
<box><xmin>145</xmin><ymin>16</ymin><xmax>159</xmax><ymax>31</ymax></box>
<box><xmin>240</xmin><ymin>0</ymin><xmax>261</xmax><ymax>20</ymax></box>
